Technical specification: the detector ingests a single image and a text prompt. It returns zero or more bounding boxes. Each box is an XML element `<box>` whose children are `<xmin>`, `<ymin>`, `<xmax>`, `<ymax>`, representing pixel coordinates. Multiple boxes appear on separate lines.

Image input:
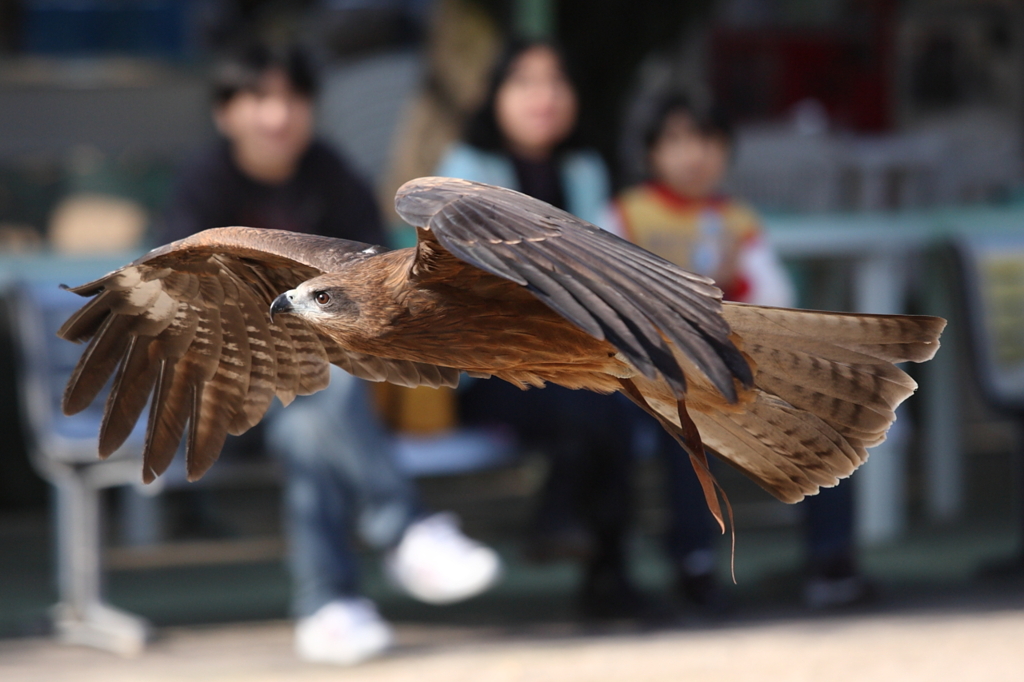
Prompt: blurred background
<box><xmin>0</xmin><ymin>0</ymin><xmax>1023</xmax><ymax>677</ymax></box>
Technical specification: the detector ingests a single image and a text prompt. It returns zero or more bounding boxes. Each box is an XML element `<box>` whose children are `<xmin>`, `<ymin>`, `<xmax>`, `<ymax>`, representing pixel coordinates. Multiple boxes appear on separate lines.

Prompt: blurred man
<box><xmin>161</xmin><ymin>43</ymin><xmax>501</xmax><ymax>665</ymax></box>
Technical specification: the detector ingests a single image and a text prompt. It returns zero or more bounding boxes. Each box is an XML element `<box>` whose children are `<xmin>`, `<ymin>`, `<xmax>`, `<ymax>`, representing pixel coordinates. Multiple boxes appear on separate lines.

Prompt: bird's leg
<box><xmin>616</xmin><ymin>379</ymin><xmax>727</xmax><ymax>532</ymax></box>
<box><xmin>618</xmin><ymin>378</ymin><xmax>736</xmax><ymax>579</ymax></box>
<box><xmin>673</xmin><ymin>400</ymin><xmax>725</xmax><ymax>534</ymax></box>
<box><xmin>673</xmin><ymin>400</ymin><xmax>737</xmax><ymax>581</ymax></box>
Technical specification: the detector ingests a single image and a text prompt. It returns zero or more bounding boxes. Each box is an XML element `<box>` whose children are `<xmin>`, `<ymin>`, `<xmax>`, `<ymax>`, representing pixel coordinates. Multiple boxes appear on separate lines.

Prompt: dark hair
<box><xmin>212</xmin><ymin>42</ymin><xmax>318</xmax><ymax>106</ymax></box>
<box><xmin>463</xmin><ymin>38</ymin><xmax>584</xmax><ymax>154</ymax></box>
<box><xmin>644</xmin><ymin>92</ymin><xmax>734</xmax><ymax>151</ymax></box>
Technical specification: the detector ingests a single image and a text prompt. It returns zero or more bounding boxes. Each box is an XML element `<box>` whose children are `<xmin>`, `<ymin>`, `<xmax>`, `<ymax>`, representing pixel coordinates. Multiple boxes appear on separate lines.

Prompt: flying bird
<box><xmin>57</xmin><ymin>177</ymin><xmax>945</xmax><ymax>529</ymax></box>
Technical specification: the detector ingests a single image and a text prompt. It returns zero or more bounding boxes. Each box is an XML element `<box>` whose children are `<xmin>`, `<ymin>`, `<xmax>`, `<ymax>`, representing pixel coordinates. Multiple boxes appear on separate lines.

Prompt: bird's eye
<box><xmin>314</xmin><ymin>291</ymin><xmax>331</xmax><ymax>306</ymax></box>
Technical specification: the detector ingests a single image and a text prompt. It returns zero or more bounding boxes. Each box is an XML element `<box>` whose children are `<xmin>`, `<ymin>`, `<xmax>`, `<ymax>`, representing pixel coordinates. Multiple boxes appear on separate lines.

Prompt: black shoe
<box><xmin>523</xmin><ymin>520</ymin><xmax>595</xmax><ymax>564</ymax></box>
<box><xmin>672</xmin><ymin>549</ymin><xmax>729</xmax><ymax>614</ymax></box>
<box><xmin>579</xmin><ymin>565</ymin><xmax>672</xmax><ymax>622</ymax></box>
<box><xmin>803</xmin><ymin>554</ymin><xmax>876</xmax><ymax>609</ymax></box>
<box><xmin>677</xmin><ymin>571</ymin><xmax>730</xmax><ymax>614</ymax></box>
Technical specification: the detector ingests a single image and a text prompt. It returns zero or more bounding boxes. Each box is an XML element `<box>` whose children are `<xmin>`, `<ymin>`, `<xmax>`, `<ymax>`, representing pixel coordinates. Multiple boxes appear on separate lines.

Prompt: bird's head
<box><xmin>270</xmin><ymin>276</ymin><xmax>359</xmax><ymax>329</ymax></box>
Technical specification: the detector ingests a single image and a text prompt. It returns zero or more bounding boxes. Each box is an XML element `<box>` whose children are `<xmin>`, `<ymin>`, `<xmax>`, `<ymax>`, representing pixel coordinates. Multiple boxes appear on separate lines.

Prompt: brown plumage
<box><xmin>57</xmin><ymin>177</ymin><xmax>945</xmax><ymax>529</ymax></box>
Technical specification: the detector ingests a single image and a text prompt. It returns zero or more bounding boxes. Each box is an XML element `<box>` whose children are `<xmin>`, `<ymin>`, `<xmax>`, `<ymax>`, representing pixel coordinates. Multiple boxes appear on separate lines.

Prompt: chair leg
<box><xmin>120</xmin><ymin>486</ymin><xmax>164</xmax><ymax>546</ymax></box>
<box><xmin>51</xmin><ymin>466</ymin><xmax>149</xmax><ymax>656</ymax></box>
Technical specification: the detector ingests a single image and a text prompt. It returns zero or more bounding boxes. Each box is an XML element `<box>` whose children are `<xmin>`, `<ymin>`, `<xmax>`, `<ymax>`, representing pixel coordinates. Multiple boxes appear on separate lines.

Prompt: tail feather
<box><xmin>754</xmin><ymin>372</ymin><xmax>896</xmax><ymax>435</ymax></box>
<box><xmin>634</xmin><ymin>304</ymin><xmax>945</xmax><ymax>505</ymax></box>
<box><xmin>695</xmin><ymin>393</ymin><xmax>867</xmax><ymax>501</ymax></box>
<box><xmin>723</xmin><ymin>303</ymin><xmax>945</xmax><ymax>364</ymax></box>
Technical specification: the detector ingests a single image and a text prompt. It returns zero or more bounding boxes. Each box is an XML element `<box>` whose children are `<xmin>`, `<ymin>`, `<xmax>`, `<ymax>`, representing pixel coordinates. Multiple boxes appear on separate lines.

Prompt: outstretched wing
<box><xmin>395</xmin><ymin>177</ymin><xmax>753</xmax><ymax>400</ymax></box>
<box><xmin>59</xmin><ymin>226</ymin><xmax>460</xmax><ymax>483</ymax></box>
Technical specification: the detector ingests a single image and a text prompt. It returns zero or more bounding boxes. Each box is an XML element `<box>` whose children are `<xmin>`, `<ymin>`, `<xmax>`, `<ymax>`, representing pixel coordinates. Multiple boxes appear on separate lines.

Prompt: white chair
<box><xmin>12</xmin><ymin>279</ymin><xmax>289</xmax><ymax>654</ymax></box>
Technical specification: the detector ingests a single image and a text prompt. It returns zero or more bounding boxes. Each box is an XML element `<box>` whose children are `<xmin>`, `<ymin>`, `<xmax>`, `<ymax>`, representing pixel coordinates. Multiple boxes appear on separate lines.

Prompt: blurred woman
<box><xmin>436</xmin><ymin>40</ymin><xmax>650</xmax><ymax>619</ymax></box>
<box><xmin>436</xmin><ymin>40</ymin><xmax>608</xmax><ymax>223</ymax></box>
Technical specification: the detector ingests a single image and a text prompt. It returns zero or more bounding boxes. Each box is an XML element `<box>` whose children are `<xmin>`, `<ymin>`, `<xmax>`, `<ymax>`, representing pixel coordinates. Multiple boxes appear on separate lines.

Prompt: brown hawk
<box><xmin>57</xmin><ymin>178</ymin><xmax>945</xmax><ymax>530</ymax></box>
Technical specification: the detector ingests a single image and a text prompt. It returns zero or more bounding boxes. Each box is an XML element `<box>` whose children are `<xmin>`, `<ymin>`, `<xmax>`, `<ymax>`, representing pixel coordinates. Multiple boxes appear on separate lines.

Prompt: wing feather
<box><xmin>57</xmin><ymin>226</ymin><xmax>457</xmax><ymax>482</ymax></box>
<box><xmin>63</xmin><ymin>314</ymin><xmax>134</xmax><ymax>415</ymax></box>
<box><xmin>396</xmin><ymin>177</ymin><xmax>752</xmax><ymax>400</ymax></box>
<box><xmin>323</xmin><ymin>343</ymin><xmax>461</xmax><ymax>389</ymax></box>
<box><xmin>98</xmin><ymin>335</ymin><xmax>160</xmax><ymax>458</ymax></box>
<box><xmin>267</xmin><ymin>319</ymin><xmax>301</xmax><ymax>406</ymax></box>
<box><xmin>59</xmin><ymin>289</ymin><xmax>118</xmax><ymax>342</ymax></box>
<box><xmin>215</xmin><ymin>278</ymin><xmax>252</xmax><ymax>440</ymax></box>
<box><xmin>143</xmin><ymin>360</ymin><xmax>186</xmax><ymax>482</ymax></box>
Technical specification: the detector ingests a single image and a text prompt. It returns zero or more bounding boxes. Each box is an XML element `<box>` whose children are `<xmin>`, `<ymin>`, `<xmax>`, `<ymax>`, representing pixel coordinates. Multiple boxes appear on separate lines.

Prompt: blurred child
<box><xmin>609</xmin><ymin>93</ymin><xmax>792</xmax><ymax>307</ymax></box>
<box><xmin>609</xmin><ymin>93</ymin><xmax>870</xmax><ymax>610</ymax></box>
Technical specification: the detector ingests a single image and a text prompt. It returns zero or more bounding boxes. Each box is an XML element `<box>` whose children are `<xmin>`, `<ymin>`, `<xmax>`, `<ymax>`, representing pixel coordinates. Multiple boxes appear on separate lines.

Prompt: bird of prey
<box><xmin>58</xmin><ymin>177</ymin><xmax>944</xmax><ymax>530</ymax></box>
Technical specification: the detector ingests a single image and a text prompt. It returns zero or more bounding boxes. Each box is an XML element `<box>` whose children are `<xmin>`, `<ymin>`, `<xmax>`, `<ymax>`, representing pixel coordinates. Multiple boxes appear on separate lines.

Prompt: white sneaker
<box><xmin>384</xmin><ymin>513</ymin><xmax>502</xmax><ymax>604</ymax></box>
<box><xmin>294</xmin><ymin>598</ymin><xmax>393</xmax><ymax>666</ymax></box>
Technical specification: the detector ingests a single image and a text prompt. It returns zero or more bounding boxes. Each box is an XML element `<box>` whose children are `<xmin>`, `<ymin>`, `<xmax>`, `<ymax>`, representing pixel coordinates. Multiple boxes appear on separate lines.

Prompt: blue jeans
<box><xmin>266</xmin><ymin>367</ymin><xmax>422</xmax><ymax>617</ymax></box>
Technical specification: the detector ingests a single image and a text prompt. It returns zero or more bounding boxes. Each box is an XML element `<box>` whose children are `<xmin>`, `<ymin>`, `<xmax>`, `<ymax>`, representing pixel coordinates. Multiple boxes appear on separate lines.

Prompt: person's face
<box><xmin>214</xmin><ymin>68</ymin><xmax>314</xmax><ymax>180</ymax></box>
<box><xmin>495</xmin><ymin>46</ymin><xmax>578</xmax><ymax>159</ymax></box>
<box><xmin>648</xmin><ymin>112</ymin><xmax>730</xmax><ymax>199</ymax></box>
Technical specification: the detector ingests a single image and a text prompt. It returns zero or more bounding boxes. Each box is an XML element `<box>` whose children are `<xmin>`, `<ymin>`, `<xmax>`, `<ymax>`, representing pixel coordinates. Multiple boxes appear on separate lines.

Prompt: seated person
<box><xmin>436</xmin><ymin>40</ymin><xmax>641</xmax><ymax>619</ymax></box>
<box><xmin>609</xmin><ymin>92</ymin><xmax>870</xmax><ymax>610</ymax></box>
<box><xmin>160</xmin><ymin>42</ymin><xmax>501</xmax><ymax>665</ymax></box>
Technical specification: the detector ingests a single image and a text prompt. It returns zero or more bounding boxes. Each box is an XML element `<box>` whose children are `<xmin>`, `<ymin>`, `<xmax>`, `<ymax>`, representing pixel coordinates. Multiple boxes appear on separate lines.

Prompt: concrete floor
<box><xmin>2</xmin><ymin>604</ymin><xmax>1023</xmax><ymax>682</ymax></box>
<box><xmin>3</xmin><ymin>460</ymin><xmax>1024</xmax><ymax>681</ymax></box>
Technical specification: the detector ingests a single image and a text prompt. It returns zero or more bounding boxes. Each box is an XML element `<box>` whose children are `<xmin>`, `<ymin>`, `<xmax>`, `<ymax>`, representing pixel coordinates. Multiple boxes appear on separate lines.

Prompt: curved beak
<box><xmin>270</xmin><ymin>292</ymin><xmax>295</xmax><ymax>321</ymax></box>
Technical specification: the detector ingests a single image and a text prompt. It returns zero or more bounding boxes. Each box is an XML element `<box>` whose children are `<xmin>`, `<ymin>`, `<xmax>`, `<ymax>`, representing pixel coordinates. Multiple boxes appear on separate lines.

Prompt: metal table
<box><xmin>766</xmin><ymin>204</ymin><xmax>1024</xmax><ymax>544</ymax></box>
